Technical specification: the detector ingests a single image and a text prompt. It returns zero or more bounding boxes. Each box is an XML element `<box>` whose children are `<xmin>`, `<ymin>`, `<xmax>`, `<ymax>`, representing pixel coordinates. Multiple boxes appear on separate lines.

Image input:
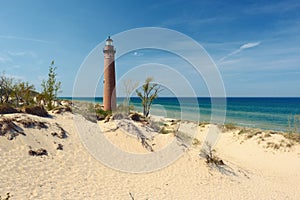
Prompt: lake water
<box><xmin>61</xmin><ymin>97</ymin><xmax>300</xmax><ymax>132</ymax></box>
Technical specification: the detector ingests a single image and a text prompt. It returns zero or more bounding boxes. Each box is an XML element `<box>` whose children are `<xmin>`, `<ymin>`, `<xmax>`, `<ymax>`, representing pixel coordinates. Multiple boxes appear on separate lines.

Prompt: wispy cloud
<box><xmin>246</xmin><ymin>0</ymin><xmax>300</xmax><ymax>14</ymax></box>
<box><xmin>218</xmin><ymin>42</ymin><xmax>261</xmax><ymax>62</ymax></box>
<box><xmin>0</xmin><ymin>53</ymin><xmax>12</xmax><ymax>63</ymax></box>
<box><xmin>161</xmin><ymin>17</ymin><xmax>218</xmax><ymax>27</ymax></box>
<box><xmin>0</xmin><ymin>35</ymin><xmax>53</xmax><ymax>44</ymax></box>
<box><xmin>0</xmin><ymin>56</ymin><xmax>9</xmax><ymax>63</ymax></box>
<box><xmin>7</xmin><ymin>50</ymin><xmax>37</xmax><ymax>58</ymax></box>
<box><xmin>0</xmin><ymin>50</ymin><xmax>38</xmax><ymax>64</ymax></box>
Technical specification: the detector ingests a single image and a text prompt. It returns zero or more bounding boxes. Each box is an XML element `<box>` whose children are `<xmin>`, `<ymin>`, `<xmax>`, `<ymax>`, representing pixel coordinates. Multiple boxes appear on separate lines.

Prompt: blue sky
<box><xmin>0</xmin><ymin>0</ymin><xmax>300</xmax><ymax>97</ymax></box>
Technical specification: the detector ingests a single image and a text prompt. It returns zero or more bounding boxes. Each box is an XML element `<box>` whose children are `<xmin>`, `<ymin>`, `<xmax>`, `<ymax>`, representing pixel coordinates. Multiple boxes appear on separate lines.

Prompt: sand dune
<box><xmin>1</xmin><ymin>112</ymin><xmax>300</xmax><ymax>199</ymax></box>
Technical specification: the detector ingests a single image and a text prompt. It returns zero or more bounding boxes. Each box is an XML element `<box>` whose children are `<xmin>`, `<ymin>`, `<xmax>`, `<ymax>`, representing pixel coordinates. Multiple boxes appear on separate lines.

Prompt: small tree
<box><xmin>41</xmin><ymin>60</ymin><xmax>61</xmax><ymax>109</ymax></box>
<box><xmin>22</xmin><ymin>82</ymin><xmax>35</xmax><ymax>105</ymax></box>
<box><xmin>136</xmin><ymin>77</ymin><xmax>161</xmax><ymax>117</ymax></box>
<box><xmin>121</xmin><ymin>79</ymin><xmax>139</xmax><ymax>114</ymax></box>
<box><xmin>12</xmin><ymin>81</ymin><xmax>21</xmax><ymax>106</ymax></box>
<box><xmin>0</xmin><ymin>72</ymin><xmax>13</xmax><ymax>104</ymax></box>
<box><xmin>12</xmin><ymin>81</ymin><xmax>35</xmax><ymax>106</ymax></box>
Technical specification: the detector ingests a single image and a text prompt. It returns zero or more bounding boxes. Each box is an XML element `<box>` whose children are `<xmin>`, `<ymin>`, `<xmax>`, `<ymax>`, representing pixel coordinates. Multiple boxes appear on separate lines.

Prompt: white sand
<box><xmin>1</xmin><ymin>112</ymin><xmax>300</xmax><ymax>199</ymax></box>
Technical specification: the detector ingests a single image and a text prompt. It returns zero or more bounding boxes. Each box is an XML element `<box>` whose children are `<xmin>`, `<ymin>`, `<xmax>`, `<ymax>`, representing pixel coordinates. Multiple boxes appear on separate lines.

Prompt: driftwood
<box><xmin>116</xmin><ymin>119</ymin><xmax>154</xmax><ymax>152</ymax></box>
<box><xmin>129</xmin><ymin>192</ymin><xmax>134</xmax><ymax>200</ymax></box>
<box><xmin>0</xmin><ymin>118</ymin><xmax>25</xmax><ymax>140</ymax></box>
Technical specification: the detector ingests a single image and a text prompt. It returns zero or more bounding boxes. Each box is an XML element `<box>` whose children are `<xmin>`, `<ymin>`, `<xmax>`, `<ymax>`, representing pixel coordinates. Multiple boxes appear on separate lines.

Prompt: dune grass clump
<box><xmin>0</xmin><ymin>193</ymin><xmax>11</xmax><ymax>200</ymax></box>
<box><xmin>265</xmin><ymin>139</ymin><xmax>294</xmax><ymax>150</ymax></box>
<box><xmin>72</xmin><ymin>102</ymin><xmax>111</xmax><ymax>122</ymax></box>
<box><xmin>52</xmin><ymin>105</ymin><xmax>72</xmax><ymax>114</ymax></box>
<box><xmin>0</xmin><ymin>104</ymin><xmax>19</xmax><ymax>114</ymax></box>
<box><xmin>282</xmin><ymin>133</ymin><xmax>300</xmax><ymax>144</ymax></box>
<box><xmin>22</xmin><ymin>105</ymin><xmax>49</xmax><ymax>117</ymax></box>
<box><xmin>28</xmin><ymin>148</ymin><xmax>48</xmax><ymax>156</ymax></box>
<box><xmin>51</xmin><ymin>125</ymin><xmax>67</xmax><ymax>139</ymax></box>
<box><xmin>200</xmin><ymin>142</ymin><xmax>224</xmax><ymax>166</ymax></box>
<box><xmin>95</xmin><ymin>108</ymin><xmax>111</xmax><ymax>121</ymax></box>
<box><xmin>223</xmin><ymin>123</ymin><xmax>237</xmax><ymax>131</ymax></box>
<box><xmin>56</xmin><ymin>143</ymin><xmax>63</xmax><ymax>150</ymax></box>
<box><xmin>192</xmin><ymin>138</ymin><xmax>201</xmax><ymax>146</ymax></box>
<box><xmin>237</xmin><ymin>128</ymin><xmax>247</xmax><ymax>135</ymax></box>
<box><xmin>199</xmin><ymin>122</ymin><xmax>209</xmax><ymax>127</ymax></box>
<box><xmin>245</xmin><ymin>131</ymin><xmax>262</xmax><ymax>139</ymax></box>
<box><xmin>160</xmin><ymin>126</ymin><xmax>174</xmax><ymax>134</ymax></box>
<box><xmin>129</xmin><ymin>112</ymin><xmax>144</xmax><ymax>122</ymax></box>
<box><xmin>116</xmin><ymin>103</ymin><xmax>134</xmax><ymax>115</ymax></box>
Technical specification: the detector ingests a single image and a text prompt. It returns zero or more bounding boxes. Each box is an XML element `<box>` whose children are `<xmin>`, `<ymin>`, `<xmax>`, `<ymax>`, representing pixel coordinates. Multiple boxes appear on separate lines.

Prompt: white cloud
<box><xmin>218</xmin><ymin>41</ymin><xmax>261</xmax><ymax>62</ymax></box>
<box><xmin>240</xmin><ymin>42</ymin><xmax>261</xmax><ymax>49</ymax></box>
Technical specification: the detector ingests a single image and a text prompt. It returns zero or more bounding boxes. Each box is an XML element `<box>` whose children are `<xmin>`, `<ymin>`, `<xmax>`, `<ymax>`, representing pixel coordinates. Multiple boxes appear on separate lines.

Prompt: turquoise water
<box><xmin>61</xmin><ymin>97</ymin><xmax>300</xmax><ymax>132</ymax></box>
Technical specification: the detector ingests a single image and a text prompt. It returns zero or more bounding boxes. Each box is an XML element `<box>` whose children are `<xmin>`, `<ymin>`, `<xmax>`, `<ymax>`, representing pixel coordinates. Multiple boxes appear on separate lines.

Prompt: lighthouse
<box><xmin>103</xmin><ymin>36</ymin><xmax>116</xmax><ymax>111</ymax></box>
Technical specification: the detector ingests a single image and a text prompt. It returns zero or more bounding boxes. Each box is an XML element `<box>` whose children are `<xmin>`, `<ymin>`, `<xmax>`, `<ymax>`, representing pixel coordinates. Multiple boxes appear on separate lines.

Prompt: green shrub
<box><xmin>224</xmin><ymin>123</ymin><xmax>236</xmax><ymax>130</ymax></box>
<box><xmin>40</xmin><ymin>61</ymin><xmax>61</xmax><ymax>110</ymax></box>
<box><xmin>0</xmin><ymin>104</ymin><xmax>19</xmax><ymax>114</ymax></box>
<box><xmin>95</xmin><ymin>108</ymin><xmax>111</xmax><ymax>120</ymax></box>
<box><xmin>22</xmin><ymin>105</ymin><xmax>49</xmax><ymax>117</ymax></box>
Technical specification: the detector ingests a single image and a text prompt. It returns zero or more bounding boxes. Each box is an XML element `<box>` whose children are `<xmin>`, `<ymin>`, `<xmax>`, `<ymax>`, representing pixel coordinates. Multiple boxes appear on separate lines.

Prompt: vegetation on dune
<box><xmin>283</xmin><ymin>132</ymin><xmax>300</xmax><ymax>143</ymax></box>
<box><xmin>40</xmin><ymin>60</ymin><xmax>62</xmax><ymax>110</ymax></box>
<box><xmin>22</xmin><ymin>105</ymin><xmax>49</xmax><ymax>117</ymax></box>
<box><xmin>121</xmin><ymin>79</ymin><xmax>139</xmax><ymax>114</ymax></box>
<box><xmin>116</xmin><ymin>103</ymin><xmax>135</xmax><ymax>115</ymax></box>
<box><xmin>70</xmin><ymin>102</ymin><xmax>111</xmax><ymax>123</ymax></box>
<box><xmin>192</xmin><ymin>138</ymin><xmax>201</xmax><ymax>146</ymax></box>
<box><xmin>0</xmin><ymin>104</ymin><xmax>19</xmax><ymax>114</ymax></box>
<box><xmin>199</xmin><ymin>122</ymin><xmax>209</xmax><ymax>127</ymax></box>
<box><xmin>12</xmin><ymin>81</ymin><xmax>35</xmax><ymax>106</ymax></box>
<box><xmin>0</xmin><ymin>73</ymin><xmax>13</xmax><ymax>104</ymax></box>
<box><xmin>200</xmin><ymin>142</ymin><xmax>224</xmax><ymax>166</ymax></box>
<box><xmin>136</xmin><ymin>77</ymin><xmax>161</xmax><ymax>117</ymax></box>
<box><xmin>0</xmin><ymin>193</ymin><xmax>11</xmax><ymax>200</ymax></box>
<box><xmin>0</xmin><ymin>72</ymin><xmax>35</xmax><ymax>106</ymax></box>
<box><xmin>223</xmin><ymin>123</ymin><xmax>237</xmax><ymax>131</ymax></box>
<box><xmin>95</xmin><ymin>105</ymin><xmax>111</xmax><ymax>120</ymax></box>
<box><xmin>0</xmin><ymin>60</ymin><xmax>63</xmax><ymax>116</ymax></box>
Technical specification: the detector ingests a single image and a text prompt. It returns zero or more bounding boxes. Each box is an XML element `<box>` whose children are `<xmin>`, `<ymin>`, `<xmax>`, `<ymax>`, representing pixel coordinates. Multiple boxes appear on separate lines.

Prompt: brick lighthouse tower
<box><xmin>103</xmin><ymin>36</ymin><xmax>116</xmax><ymax>111</ymax></box>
